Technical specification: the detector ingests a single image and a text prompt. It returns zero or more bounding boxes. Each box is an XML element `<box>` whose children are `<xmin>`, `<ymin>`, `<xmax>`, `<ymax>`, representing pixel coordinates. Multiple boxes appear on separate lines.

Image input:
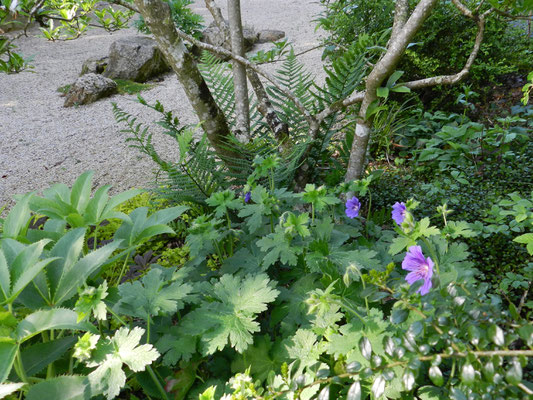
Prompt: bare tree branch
<box><xmin>403</xmin><ymin>12</ymin><xmax>487</xmax><ymax>89</ymax></box>
<box><xmin>172</xmin><ymin>27</ymin><xmax>317</xmax><ymax>127</ymax></box>
<box><xmin>345</xmin><ymin>0</ymin><xmax>440</xmax><ymax>182</ymax></box>
<box><xmin>110</xmin><ymin>0</ymin><xmax>139</xmax><ymax>13</ymax></box>
<box><xmin>204</xmin><ymin>0</ymin><xmax>227</xmax><ymax>32</ymax></box>
<box><xmin>390</xmin><ymin>0</ymin><xmax>409</xmax><ymax>41</ymax></box>
<box><xmin>451</xmin><ymin>0</ymin><xmax>474</xmax><ymax>18</ymax></box>
<box><xmin>133</xmin><ymin>0</ymin><xmax>242</xmax><ymax>162</ymax></box>
<box><xmin>247</xmin><ymin>70</ymin><xmax>291</xmax><ymax>149</ymax></box>
<box><xmin>204</xmin><ymin>0</ymin><xmax>293</xmax><ymax>145</ymax></box>
<box><xmin>228</xmin><ymin>0</ymin><xmax>250</xmax><ymax>140</ymax></box>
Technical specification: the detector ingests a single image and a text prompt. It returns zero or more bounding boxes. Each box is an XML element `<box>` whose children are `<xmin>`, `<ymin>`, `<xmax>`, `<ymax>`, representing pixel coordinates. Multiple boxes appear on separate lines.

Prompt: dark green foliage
<box><xmin>317</xmin><ymin>0</ymin><xmax>533</xmax><ymax>108</ymax></box>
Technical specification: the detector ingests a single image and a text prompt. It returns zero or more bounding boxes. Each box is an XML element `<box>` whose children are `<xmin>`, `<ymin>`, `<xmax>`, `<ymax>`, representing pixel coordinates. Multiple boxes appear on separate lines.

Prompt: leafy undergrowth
<box><xmin>0</xmin><ymin>152</ymin><xmax>531</xmax><ymax>399</ymax></box>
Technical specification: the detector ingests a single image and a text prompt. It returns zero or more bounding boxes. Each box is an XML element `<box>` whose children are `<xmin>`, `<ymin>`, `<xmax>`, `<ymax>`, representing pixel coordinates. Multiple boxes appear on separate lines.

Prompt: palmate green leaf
<box><xmin>230</xmin><ymin>335</ymin><xmax>285</xmax><ymax>382</ymax></box>
<box><xmin>156</xmin><ymin>327</ymin><xmax>196</xmax><ymax>365</ymax></box>
<box><xmin>180</xmin><ymin>274</ymin><xmax>279</xmax><ymax>355</ymax></box>
<box><xmin>117</xmin><ymin>267</ymin><xmax>193</xmax><ymax>321</ymax></box>
<box><xmin>206</xmin><ymin>190</ymin><xmax>242</xmax><ymax>218</ymax></box>
<box><xmin>299</xmin><ymin>184</ymin><xmax>340</xmax><ymax>211</ymax></box>
<box><xmin>257</xmin><ymin>228</ymin><xmax>302</xmax><ymax>267</ymax></box>
<box><xmin>238</xmin><ymin>186</ymin><xmax>275</xmax><ymax>233</ymax></box>
<box><xmin>286</xmin><ymin>329</ymin><xmax>324</xmax><ymax>371</ymax></box>
<box><xmin>87</xmin><ymin>327</ymin><xmax>159</xmax><ymax>400</ymax></box>
<box><xmin>26</xmin><ymin>375</ymin><xmax>90</xmax><ymax>400</ymax></box>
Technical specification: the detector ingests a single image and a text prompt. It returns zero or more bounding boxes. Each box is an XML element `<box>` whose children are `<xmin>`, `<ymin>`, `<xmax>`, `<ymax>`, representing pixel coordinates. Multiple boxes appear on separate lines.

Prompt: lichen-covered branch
<box><xmin>133</xmin><ymin>0</ymin><xmax>240</xmax><ymax>161</ymax></box>
<box><xmin>227</xmin><ymin>0</ymin><xmax>250</xmax><ymax>141</ymax></box>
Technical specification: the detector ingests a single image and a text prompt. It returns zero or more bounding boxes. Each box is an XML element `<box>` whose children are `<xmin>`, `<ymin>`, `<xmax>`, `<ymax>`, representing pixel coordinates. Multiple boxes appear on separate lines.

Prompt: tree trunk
<box><xmin>227</xmin><ymin>0</ymin><xmax>250</xmax><ymax>141</ymax></box>
<box><xmin>133</xmin><ymin>0</ymin><xmax>241</xmax><ymax>161</ymax></box>
<box><xmin>344</xmin><ymin>0</ymin><xmax>439</xmax><ymax>182</ymax></box>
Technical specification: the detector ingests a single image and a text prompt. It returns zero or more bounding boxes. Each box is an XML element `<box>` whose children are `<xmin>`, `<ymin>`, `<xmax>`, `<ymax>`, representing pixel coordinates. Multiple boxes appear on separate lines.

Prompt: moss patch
<box><xmin>114</xmin><ymin>79</ymin><xmax>155</xmax><ymax>95</ymax></box>
<box><xmin>57</xmin><ymin>84</ymin><xmax>71</xmax><ymax>94</ymax></box>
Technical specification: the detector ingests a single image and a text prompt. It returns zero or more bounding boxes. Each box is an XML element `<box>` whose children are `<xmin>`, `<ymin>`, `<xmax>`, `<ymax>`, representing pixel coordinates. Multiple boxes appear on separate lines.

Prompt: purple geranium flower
<box><xmin>392</xmin><ymin>202</ymin><xmax>407</xmax><ymax>225</ymax></box>
<box><xmin>244</xmin><ymin>191</ymin><xmax>252</xmax><ymax>203</ymax></box>
<box><xmin>402</xmin><ymin>245</ymin><xmax>434</xmax><ymax>295</ymax></box>
<box><xmin>345</xmin><ymin>196</ymin><xmax>361</xmax><ymax>219</ymax></box>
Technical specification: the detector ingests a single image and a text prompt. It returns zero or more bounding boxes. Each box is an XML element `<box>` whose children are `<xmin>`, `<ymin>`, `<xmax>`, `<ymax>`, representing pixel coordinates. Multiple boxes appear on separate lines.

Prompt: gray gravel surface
<box><xmin>0</xmin><ymin>0</ymin><xmax>324</xmax><ymax>211</ymax></box>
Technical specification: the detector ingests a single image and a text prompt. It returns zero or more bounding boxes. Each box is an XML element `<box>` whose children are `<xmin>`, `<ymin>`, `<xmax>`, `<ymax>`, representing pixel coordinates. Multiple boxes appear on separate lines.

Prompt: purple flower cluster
<box><xmin>244</xmin><ymin>191</ymin><xmax>251</xmax><ymax>203</ymax></box>
<box><xmin>402</xmin><ymin>245</ymin><xmax>434</xmax><ymax>295</ymax></box>
<box><xmin>345</xmin><ymin>196</ymin><xmax>361</xmax><ymax>219</ymax></box>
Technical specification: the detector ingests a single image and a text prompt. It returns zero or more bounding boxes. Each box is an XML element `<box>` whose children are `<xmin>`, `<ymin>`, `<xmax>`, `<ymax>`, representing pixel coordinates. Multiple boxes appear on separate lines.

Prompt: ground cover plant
<box><xmin>1</xmin><ymin>0</ymin><xmax>532</xmax><ymax>399</ymax></box>
<box><xmin>0</xmin><ymin>152</ymin><xmax>532</xmax><ymax>399</ymax></box>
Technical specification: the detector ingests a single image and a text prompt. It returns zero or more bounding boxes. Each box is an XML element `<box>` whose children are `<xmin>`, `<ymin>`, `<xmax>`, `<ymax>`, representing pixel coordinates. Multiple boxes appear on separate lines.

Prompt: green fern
<box><xmin>266</xmin><ymin>50</ymin><xmax>316</xmax><ymax>137</ymax></box>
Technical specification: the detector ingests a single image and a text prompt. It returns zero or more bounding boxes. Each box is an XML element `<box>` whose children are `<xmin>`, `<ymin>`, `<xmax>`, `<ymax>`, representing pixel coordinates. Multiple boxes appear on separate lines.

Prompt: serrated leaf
<box><xmin>87</xmin><ymin>327</ymin><xmax>159</xmax><ymax>399</ymax></box>
<box><xmin>2</xmin><ymin>192</ymin><xmax>33</xmax><ymax>239</ymax></box>
<box><xmin>117</xmin><ymin>267</ymin><xmax>193</xmax><ymax>320</ymax></box>
<box><xmin>16</xmin><ymin>309</ymin><xmax>93</xmax><ymax>342</ymax></box>
<box><xmin>0</xmin><ymin>340</ymin><xmax>17</xmax><ymax>384</ymax></box>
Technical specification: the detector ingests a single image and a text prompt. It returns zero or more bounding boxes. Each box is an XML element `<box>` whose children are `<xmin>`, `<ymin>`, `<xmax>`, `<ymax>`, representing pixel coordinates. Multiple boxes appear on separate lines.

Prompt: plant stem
<box><xmin>115</xmin><ymin>253</ymin><xmax>131</xmax><ymax>286</ymax></box>
<box><xmin>107</xmin><ymin>306</ymin><xmax>128</xmax><ymax>327</ymax></box>
<box><xmin>15</xmin><ymin>347</ymin><xmax>28</xmax><ymax>383</ymax></box>
<box><xmin>146</xmin><ymin>365</ymin><xmax>170</xmax><ymax>400</ymax></box>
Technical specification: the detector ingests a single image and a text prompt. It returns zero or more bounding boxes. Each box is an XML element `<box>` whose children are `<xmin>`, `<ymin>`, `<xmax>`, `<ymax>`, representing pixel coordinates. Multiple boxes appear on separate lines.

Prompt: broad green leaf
<box><xmin>16</xmin><ymin>309</ymin><xmax>93</xmax><ymax>342</ymax></box>
<box><xmin>26</xmin><ymin>375</ymin><xmax>90</xmax><ymax>400</ymax></box>
<box><xmin>47</xmin><ymin>228</ymin><xmax>87</xmax><ymax>298</ymax></box>
<box><xmin>53</xmin><ymin>240</ymin><xmax>122</xmax><ymax>305</ymax></box>
<box><xmin>429</xmin><ymin>365</ymin><xmax>444</xmax><ymax>386</ymax></box>
<box><xmin>0</xmin><ymin>339</ymin><xmax>17</xmax><ymax>384</ymax></box>
<box><xmin>70</xmin><ymin>171</ymin><xmax>94</xmax><ymax>214</ymax></box>
<box><xmin>505</xmin><ymin>359</ymin><xmax>522</xmax><ymax>385</ymax></box>
<box><xmin>460</xmin><ymin>363</ymin><xmax>475</xmax><ymax>385</ymax></box>
<box><xmin>21</xmin><ymin>336</ymin><xmax>77</xmax><ymax>376</ymax></box>
<box><xmin>376</xmin><ymin>87</ymin><xmax>389</xmax><ymax>99</ymax></box>
<box><xmin>2</xmin><ymin>192</ymin><xmax>33</xmax><ymax>239</ymax></box>
<box><xmin>386</xmin><ymin>70</ymin><xmax>404</xmax><ymax>88</ymax></box>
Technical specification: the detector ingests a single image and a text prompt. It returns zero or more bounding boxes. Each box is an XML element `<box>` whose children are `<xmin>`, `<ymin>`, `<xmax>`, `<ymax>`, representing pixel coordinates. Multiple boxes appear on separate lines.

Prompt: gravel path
<box><xmin>0</xmin><ymin>0</ymin><xmax>324</xmax><ymax>211</ymax></box>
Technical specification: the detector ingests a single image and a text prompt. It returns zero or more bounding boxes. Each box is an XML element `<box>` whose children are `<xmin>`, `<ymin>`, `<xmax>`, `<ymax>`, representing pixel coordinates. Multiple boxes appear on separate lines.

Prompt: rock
<box><xmin>80</xmin><ymin>56</ymin><xmax>108</xmax><ymax>76</ymax></box>
<box><xmin>103</xmin><ymin>36</ymin><xmax>170</xmax><ymax>83</ymax></box>
<box><xmin>64</xmin><ymin>73</ymin><xmax>117</xmax><ymax>107</ymax></box>
<box><xmin>201</xmin><ymin>21</ymin><xmax>258</xmax><ymax>58</ymax></box>
<box><xmin>257</xmin><ymin>30</ymin><xmax>286</xmax><ymax>44</ymax></box>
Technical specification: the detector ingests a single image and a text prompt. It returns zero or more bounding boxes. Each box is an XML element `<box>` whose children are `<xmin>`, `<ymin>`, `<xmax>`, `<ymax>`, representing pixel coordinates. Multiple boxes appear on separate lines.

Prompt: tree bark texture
<box><xmin>344</xmin><ymin>0</ymin><xmax>439</xmax><ymax>182</ymax></box>
<box><xmin>133</xmin><ymin>0</ymin><xmax>241</xmax><ymax>161</ymax></box>
<box><xmin>227</xmin><ymin>0</ymin><xmax>250</xmax><ymax>141</ymax></box>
